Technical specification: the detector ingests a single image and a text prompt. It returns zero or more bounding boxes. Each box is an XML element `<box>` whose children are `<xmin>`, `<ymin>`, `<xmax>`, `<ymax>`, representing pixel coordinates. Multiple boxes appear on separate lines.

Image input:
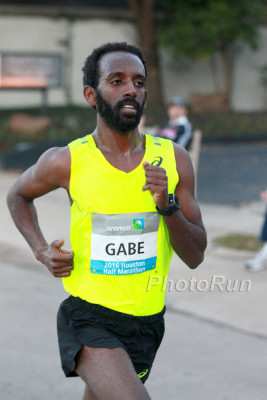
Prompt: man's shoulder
<box><xmin>146</xmin><ymin>132</ymin><xmax>174</xmax><ymax>148</ymax></box>
<box><xmin>172</xmin><ymin>140</ymin><xmax>192</xmax><ymax>157</ymax></box>
<box><xmin>34</xmin><ymin>145</ymin><xmax>71</xmax><ymax>185</ymax></box>
<box><xmin>40</xmin><ymin>145</ymin><xmax>70</xmax><ymax>165</ymax></box>
<box><xmin>68</xmin><ymin>135</ymin><xmax>91</xmax><ymax>150</ymax></box>
<box><xmin>172</xmin><ymin>142</ymin><xmax>194</xmax><ymax>176</ymax></box>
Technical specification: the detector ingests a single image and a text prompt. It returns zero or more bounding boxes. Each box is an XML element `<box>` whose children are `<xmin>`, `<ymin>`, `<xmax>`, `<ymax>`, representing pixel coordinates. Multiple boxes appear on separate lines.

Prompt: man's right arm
<box><xmin>6</xmin><ymin>146</ymin><xmax>74</xmax><ymax>277</ymax></box>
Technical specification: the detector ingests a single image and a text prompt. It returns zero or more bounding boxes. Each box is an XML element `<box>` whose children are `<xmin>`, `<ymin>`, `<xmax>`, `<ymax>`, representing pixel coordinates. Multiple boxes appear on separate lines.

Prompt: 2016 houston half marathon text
<box><xmin>103</xmin><ymin>261</ymin><xmax>146</xmax><ymax>275</ymax></box>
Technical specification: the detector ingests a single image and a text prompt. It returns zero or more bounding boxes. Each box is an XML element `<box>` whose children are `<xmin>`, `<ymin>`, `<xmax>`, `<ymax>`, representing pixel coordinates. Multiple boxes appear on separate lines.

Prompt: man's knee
<box><xmin>75</xmin><ymin>346</ymin><xmax>151</xmax><ymax>400</ymax></box>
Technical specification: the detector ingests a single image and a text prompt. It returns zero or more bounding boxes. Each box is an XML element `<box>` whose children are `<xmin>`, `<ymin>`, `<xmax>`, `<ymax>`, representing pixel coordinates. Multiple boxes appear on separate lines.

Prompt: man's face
<box><xmin>168</xmin><ymin>104</ymin><xmax>187</xmax><ymax>120</ymax></box>
<box><xmin>95</xmin><ymin>52</ymin><xmax>147</xmax><ymax>133</ymax></box>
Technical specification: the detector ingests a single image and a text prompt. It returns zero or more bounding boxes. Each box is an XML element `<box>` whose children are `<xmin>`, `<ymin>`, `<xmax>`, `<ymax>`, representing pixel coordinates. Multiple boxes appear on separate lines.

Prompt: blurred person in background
<box><xmin>245</xmin><ymin>189</ymin><xmax>267</xmax><ymax>272</ymax></box>
<box><xmin>158</xmin><ymin>96</ymin><xmax>192</xmax><ymax>150</ymax></box>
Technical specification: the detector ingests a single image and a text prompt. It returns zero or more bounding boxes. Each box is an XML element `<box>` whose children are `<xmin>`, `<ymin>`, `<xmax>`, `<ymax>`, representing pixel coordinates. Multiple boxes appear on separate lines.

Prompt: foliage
<box><xmin>146</xmin><ymin>108</ymin><xmax>267</xmax><ymax>142</ymax></box>
<box><xmin>157</xmin><ymin>0</ymin><xmax>265</xmax><ymax>62</ymax></box>
<box><xmin>0</xmin><ymin>107</ymin><xmax>267</xmax><ymax>152</ymax></box>
<box><xmin>190</xmin><ymin>111</ymin><xmax>267</xmax><ymax>142</ymax></box>
<box><xmin>0</xmin><ymin>107</ymin><xmax>96</xmax><ymax>151</ymax></box>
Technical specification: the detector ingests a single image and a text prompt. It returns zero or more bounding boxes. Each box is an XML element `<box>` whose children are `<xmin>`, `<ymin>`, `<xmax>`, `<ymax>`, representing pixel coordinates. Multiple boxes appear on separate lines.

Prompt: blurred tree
<box><xmin>126</xmin><ymin>0</ymin><xmax>164</xmax><ymax>110</ymax></box>
<box><xmin>158</xmin><ymin>0</ymin><xmax>266</xmax><ymax>108</ymax></box>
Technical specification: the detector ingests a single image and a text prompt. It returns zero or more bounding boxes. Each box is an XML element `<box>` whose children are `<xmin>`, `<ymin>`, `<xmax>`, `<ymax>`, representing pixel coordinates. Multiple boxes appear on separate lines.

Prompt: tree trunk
<box><xmin>65</xmin><ymin>20</ymin><xmax>73</xmax><ymax>106</ymax></box>
<box><xmin>209</xmin><ymin>53</ymin><xmax>221</xmax><ymax>92</ymax></box>
<box><xmin>220</xmin><ymin>47</ymin><xmax>232</xmax><ymax>110</ymax></box>
<box><xmin>127</xmin><ymin>0</ymin><xmax>164</xmax><ymax>111</ymax></box>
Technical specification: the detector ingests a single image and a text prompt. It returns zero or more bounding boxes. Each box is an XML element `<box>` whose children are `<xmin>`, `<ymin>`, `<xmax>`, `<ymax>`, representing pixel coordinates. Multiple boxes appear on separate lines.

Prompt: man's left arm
<box><xmin>143</xmin><ymin>144</ymin><xmax>207</xmax><ymax>269</ymax></box>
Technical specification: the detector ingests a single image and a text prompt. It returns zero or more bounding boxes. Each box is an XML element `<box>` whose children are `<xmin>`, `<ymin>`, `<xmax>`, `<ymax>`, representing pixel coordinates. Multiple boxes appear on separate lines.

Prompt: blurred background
<box><xmin>0</xmin><ymin>0</ymin><xmax>267</xmax><ymax>149</ymax></box>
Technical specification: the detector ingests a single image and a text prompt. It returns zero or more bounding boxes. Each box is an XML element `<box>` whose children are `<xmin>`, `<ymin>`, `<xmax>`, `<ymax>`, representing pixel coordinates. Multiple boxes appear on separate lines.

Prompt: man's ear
<box><xmin>83</xmin><ymin>86</ymin><xmax>96</xmax><ymax>107</ymax></box>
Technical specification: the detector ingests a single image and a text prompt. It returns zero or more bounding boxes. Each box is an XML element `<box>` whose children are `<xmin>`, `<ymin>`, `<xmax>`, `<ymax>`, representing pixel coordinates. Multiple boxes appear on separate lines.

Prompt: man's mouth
<box><xmin>120</xmin><ymin>102</ymin><xmax>138</xmax><ymax>115</ymax></box>
<box><xmin>123</xmin><ymin>104</ymin><xmax>136</xmax><ymax>110</ymax></box>
<box><xmin>122</xmin><ymin>104</ymin><xmax>137</xmax><ymax>110</ymax></box>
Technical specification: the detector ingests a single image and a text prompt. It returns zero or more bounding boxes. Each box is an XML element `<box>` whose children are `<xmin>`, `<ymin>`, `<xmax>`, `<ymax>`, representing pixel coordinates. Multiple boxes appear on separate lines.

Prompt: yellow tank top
<box><xmin>63</xmin><ymin>133</ymin><xmax>179</xmax><ymax>316</ymax></box>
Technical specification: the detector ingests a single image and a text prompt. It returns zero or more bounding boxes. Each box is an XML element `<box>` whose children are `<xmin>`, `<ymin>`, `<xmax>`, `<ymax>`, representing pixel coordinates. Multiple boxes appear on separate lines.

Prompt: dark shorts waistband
<box><xmin>69</xmin><ymin>296</ymin><xmax>165</xmax><ymax>324</ymax></box>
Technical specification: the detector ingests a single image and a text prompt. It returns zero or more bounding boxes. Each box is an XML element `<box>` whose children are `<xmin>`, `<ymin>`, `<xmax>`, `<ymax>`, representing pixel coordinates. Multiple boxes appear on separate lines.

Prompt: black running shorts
<box><xmin>57</xmin><ymin>296</ymin><xmax>165</xmax><ymax>383</ymax></box>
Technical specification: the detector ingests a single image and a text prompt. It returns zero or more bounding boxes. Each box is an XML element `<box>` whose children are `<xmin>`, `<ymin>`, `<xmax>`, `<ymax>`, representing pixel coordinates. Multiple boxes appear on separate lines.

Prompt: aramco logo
<box><xmin>133</xmin><ymin>218</ymin><xmax>144</xmax><ymax>230</ymax></box>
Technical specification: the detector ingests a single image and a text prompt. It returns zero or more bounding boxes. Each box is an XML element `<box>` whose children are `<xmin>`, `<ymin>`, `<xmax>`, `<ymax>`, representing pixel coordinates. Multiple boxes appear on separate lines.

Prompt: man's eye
<box><xmin>111</xmin><ymin>79</ymin><xmax>121</xmax><ymax>85</ymax></box>
<box><xmin>135</xmin><ymin>81</ymin><xmax>144</xmax><ymax>87</ymax></box>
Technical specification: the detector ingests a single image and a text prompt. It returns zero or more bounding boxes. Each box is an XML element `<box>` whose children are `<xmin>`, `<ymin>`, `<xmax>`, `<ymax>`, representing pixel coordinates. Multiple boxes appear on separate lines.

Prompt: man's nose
<box><xmin>123</xmin><ymin>80</ymin><xmax>136</xmax><ymax>97</ymax></box>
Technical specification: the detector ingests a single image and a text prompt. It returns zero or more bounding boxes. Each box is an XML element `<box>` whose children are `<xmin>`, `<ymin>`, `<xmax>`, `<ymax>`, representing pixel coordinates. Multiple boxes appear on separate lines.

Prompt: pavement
<box><xmin>1</xmin><ymin>143</ymin><xmax>267</xmax><ymax>400</ymax></box>
<box><xmin>198</xmin><ymin>141</ymin><xmax>267</xmax><ymax>205</ymax></box>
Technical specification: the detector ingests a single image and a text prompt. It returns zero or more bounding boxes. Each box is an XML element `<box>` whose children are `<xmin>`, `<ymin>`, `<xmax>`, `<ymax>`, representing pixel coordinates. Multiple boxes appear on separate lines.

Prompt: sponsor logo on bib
<box><xmin>133</xmin><ymin>218</ymin><xmax>144</xmax><ymax>230</ymax></box>
<box><xmin>90</xmin><ymin>212</ymin><xmax>159</xmax><ymax>275</ymax></box>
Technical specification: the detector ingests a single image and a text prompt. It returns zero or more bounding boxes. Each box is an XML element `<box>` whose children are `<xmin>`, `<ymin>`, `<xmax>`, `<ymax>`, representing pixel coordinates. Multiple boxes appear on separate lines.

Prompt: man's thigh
<box><xmin>75</xmin><ymin>345</ymin><xmax>151</xmax><ymax>400</ymax></box>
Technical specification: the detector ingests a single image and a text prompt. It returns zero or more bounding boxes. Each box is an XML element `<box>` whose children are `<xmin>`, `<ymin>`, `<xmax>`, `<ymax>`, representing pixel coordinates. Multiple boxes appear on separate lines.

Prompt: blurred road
<box><xmin>198</xmin><ymin>142</ymin><xmax>267</xmax><ymax>204</ymax></box>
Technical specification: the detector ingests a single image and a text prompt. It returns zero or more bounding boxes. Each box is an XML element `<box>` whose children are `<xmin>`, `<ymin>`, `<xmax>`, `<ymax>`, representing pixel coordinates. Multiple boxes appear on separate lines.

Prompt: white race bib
<box><xmin>90</xmin><ymin>212</ymin><xmax>159</xmax><ymax>275</ymax></box>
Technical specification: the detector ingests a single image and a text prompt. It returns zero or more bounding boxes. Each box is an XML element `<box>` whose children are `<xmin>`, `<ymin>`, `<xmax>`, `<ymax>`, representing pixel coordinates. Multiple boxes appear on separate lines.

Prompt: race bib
<box><xmin>90</xmin><ymin>212</ymin><xmax>159</xmax><ymax>275</ymax></box>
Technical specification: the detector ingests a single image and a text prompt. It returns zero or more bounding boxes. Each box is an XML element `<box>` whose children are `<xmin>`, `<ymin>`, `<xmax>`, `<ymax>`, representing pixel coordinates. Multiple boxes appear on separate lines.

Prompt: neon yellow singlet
<box><xmin>63</xmin><ymin>133</ymin><xmax>179</xmax><ymax>316</ymax></box>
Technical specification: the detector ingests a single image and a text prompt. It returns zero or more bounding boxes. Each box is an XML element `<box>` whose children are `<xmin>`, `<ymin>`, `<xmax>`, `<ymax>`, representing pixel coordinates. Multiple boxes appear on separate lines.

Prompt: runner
<box><xmin>7</xmin><ymin>42</ymin><xmax>207</xmax><ymax>400</ymax></box>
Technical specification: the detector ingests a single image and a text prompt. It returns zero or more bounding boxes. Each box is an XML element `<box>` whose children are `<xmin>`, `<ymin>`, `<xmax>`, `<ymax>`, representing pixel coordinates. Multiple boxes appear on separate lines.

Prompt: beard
<box><xmin>95</xmin><ymin>90</ymin><xmax>146</xmax><ymax>134</ymax></box>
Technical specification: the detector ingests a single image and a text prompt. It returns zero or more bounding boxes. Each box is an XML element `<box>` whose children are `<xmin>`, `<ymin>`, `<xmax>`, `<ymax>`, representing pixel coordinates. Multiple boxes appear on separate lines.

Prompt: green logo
<box><xmin>138</xmin><ymin>369</ymin><xmax>149</xmax><ymax>379</ymax></box>
<box><xmin>133</xmin><ymin>218</ymin><xmax>144</xmax><ymax>230</ymax></box>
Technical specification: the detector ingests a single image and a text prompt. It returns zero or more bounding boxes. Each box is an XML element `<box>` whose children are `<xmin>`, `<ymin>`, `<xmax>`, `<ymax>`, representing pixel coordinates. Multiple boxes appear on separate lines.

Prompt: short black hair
<box><xmin>82</xmin><ymin>42</ymin><xmax>147</xmax><ymax>89</ymax></box>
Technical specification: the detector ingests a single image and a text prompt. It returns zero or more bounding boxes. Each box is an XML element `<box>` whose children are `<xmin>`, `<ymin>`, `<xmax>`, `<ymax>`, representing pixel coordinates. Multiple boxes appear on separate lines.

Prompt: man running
<box><xmin>7</xmin><ymin>42</ymin><xmax>207</xmax><ymax>400</ymax></box>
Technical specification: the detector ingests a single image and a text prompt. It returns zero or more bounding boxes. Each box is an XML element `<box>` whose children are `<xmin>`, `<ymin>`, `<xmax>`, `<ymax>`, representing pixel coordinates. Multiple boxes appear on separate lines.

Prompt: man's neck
<box><xmin>92</xmin><ymin>119</ymin><xmax>146</xmax><ymax>173</ymax></box>
<box><xmin>93</xmin><ymin>119</ymin><xmax>143</xmax><ymax>156</ymax></box>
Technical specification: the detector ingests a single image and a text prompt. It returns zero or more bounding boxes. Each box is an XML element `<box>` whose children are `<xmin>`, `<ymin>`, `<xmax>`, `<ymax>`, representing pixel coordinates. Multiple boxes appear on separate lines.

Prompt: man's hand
<box><xmin>143</xmin><ymin>162</ymin><xmax>169</xmax><ymax>209</ymax></box>
<box><xmin>36</xmin><ymin>238</ymin><xmax>74</xmax><ymax>278</ymax></box>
